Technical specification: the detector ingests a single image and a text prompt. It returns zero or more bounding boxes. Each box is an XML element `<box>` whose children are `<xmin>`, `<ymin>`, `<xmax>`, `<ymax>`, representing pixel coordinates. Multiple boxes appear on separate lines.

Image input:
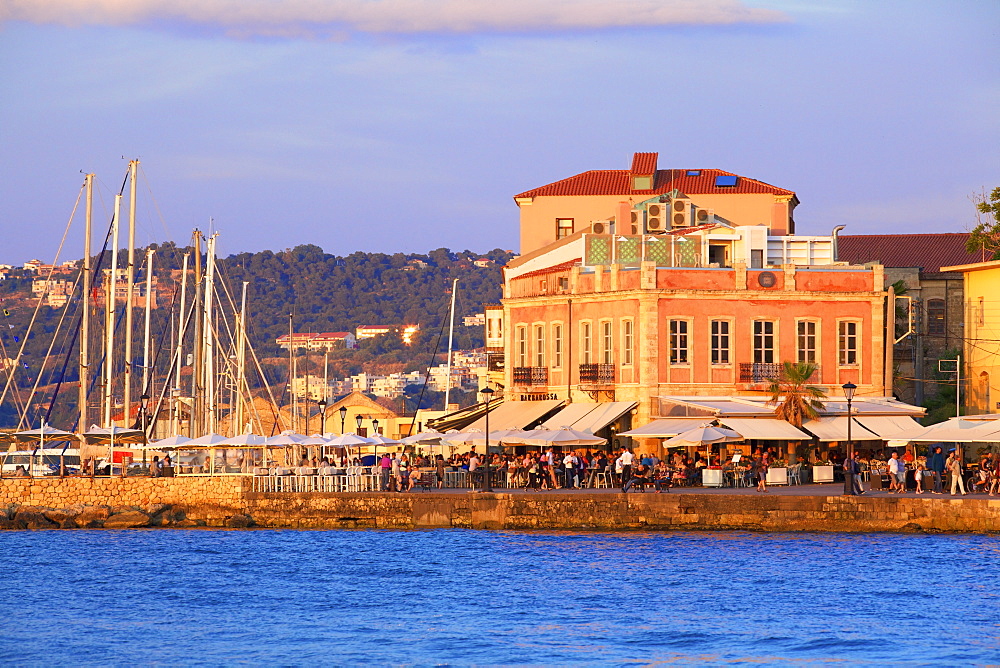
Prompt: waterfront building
<box><xmin>838</xmin><ymin>233</ymin><xmax>983</xmax><ymax>405</ymax></box>
<box><xmin>940</xmin><ymin>259</ymin><xmax>1000</xmax><ymax>415</ymax></box>
<box><xmin>491</xmin><ymin>151</ymin><xmax>913</xmax><ymax>453</ymax></box>
<box><xmin>276</xmin><ymin>331</ymin><xmax>357</xmax><ymax>352</ymax></box>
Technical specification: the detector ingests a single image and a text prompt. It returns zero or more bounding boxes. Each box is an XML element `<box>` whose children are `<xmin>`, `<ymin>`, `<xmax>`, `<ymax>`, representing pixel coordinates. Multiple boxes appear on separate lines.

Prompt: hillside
<box><xmin>0</xmin><ymin>243</ymin><xmax>513</xmax><ymax>427</ymax></box>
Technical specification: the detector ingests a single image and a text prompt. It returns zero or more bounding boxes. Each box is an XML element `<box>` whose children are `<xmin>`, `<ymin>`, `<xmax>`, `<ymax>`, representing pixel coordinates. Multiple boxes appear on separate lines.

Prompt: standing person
<box><xmin>914</xmin><ymin>463</ymin><xmax>926</xmax><ymax>493</ymax></box>
<box><xmin>755</xmin><ymin>454</ymin><xmax>769</xmax><ymax>493</ymax></box>
<box><xmin>947</xmin><ymin>449</ymin><xmax>967</xmax><ymax>495</ymax></box>
<box><xmin>149</xmin><ymin>455</ymin><xmax>161</xmax><ymax>478</ymax></box>
<box><xmin>562</xmin><ymin>450</ymin><xmax>577</xmax><ymax>489</ymax></box>
<box><xmin>379</xmin><ymin>453</ymin><xmax>392</xmax><ymax>491</ymax></box>
<box><xmin>468</xmin><ymin>451</ymin><xmax>481</xmax><ymax>487</ymax></box>
<box><xmin>887</xmin><ymin>451</ymin><xmax>904</xmax><ymax>493</ymax></box>
<box><xmin>843</xmin><ymin>453</ymin><xmax>857</xmax><ymax>495</ymax></box>
<box><xmin>618</xmin><ymin>447</ymin><xmax>634</xmax><ymax>492</ymax></box>
<box><xmin>435</xmin><ymin>454</ymin><xmax>446</xmax><ymax>489</ymax></box>
<box><xmin>928</xmin><ymin>446</ymin><xmax>946</xmax><ymax>494</ymax></box>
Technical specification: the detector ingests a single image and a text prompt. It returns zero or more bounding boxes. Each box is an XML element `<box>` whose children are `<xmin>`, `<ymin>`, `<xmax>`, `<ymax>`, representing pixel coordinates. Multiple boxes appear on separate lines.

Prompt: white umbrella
<box><xmin>12</xmin><ymin>424</ymin><xmax>79</xmax><ymax>477</ymax></box>
<box><xmin>401</xmin><ymin>428</ymin><xmax>443</xmax><ymax>445</ymax></box>
<box><xmin>662</xmin><ymin>425</ymin><xmax>743</xmax><ymax>448</ymax></box>
<box><xmin>83</xmin><ymin>425</ymin><xmax>146</xmax><ymax>476</ymax></box>
<box><xmin>219</xmin><ymin>433</ymin><xmax>267</xmax><ymax>446</ymax></box>
<box><xmin>521</xmin><ymin>428</ymin><xmax>608</xmax><ymax>448</ymax></box>
<box><xmin>186</xmin><ymin>433</ymin><xmax>232</xmax><ymax>447</ymax></box>
<box><xmin>143</xmin><ymin>434</ymin><xmax>193</xmax><ymax>449</ymax></box>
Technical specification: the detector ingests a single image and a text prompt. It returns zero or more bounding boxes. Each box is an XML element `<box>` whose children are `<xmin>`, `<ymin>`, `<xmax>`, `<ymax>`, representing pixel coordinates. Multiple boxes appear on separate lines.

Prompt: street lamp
<box><xmin>481</xmin><ymin>386</ymin><xmax>495</xmax><ymax>492</ymax></box>
<box><xmin>372</xmin><ymin>418</ymin><xmax>379</xmax><ymax>435</ymax></box>
<box><xmin>138</xmin><ymin>393</ymin><xmax>151</xmax><ymax>475</ymax></box>
<box><xmin>339</xmin><ymin>406</ymin><xmax>348</xmax><ymax>435</ymax></box>
<box><xmin>842</xmin><ymin>382</ymin><xmax>857</xmax><ymax>460</ymax></box>
<box><xmin>356</xmin><ymin>413</ymin><xmax>364</xmax><ymax>434</ymax></box>
<box><xmin>318</xmin><ymin>399</ymin><xmax>327</xmax><ymax>435</ymax></box>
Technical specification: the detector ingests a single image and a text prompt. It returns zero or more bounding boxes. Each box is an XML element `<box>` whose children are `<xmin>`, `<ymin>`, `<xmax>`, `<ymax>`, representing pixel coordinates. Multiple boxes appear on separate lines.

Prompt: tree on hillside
<box><xmin>966</xmin><ymin>186</ymin><xmax>1000</xmax><ymax>260</ymax></box>
<box><xmin>766</xmin><ymin>362</ymin><xmax>827</xmax><ymax>427</ymax></box>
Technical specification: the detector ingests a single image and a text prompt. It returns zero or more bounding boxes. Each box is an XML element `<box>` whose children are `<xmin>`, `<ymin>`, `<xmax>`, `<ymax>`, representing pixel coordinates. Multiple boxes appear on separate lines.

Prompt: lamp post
<box><xmin>372</xmin><ymin>418</ymin><xmax>380</xmax><ymax>436</ymax></box>
<box><xmin>481</xmin><ymin>386</ymin><xmax>495</xmax><ymax>492</ymax></box>
<box><xmin>842</xmin><ymin>382</ymin><xmax>857</xmax><ymax>460</ymax></box>
<box><xmin>371</xmin><ymin>417</ymin><xmax>380</xmax><ymax>466</ymax></box>
<box><xmin>355</xmin><ymin>414</ymin><xmax>364</xmax><ymax>464</ymax></box>
<box><xmin>318</xmin><ymin>399</ymin><xmax>327</xmax><ymax>435</ymax></box>
<box><xmin>339</xmin><ymin>406</ymin><xmax>348</xmax><ymax>435</ymax></box>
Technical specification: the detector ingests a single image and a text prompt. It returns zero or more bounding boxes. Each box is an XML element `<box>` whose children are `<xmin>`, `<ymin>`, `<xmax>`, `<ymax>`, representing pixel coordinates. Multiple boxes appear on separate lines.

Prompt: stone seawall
<box><xmin>2</xmin><ymin>477</ymin><xmax>999</xmax><ymax>532</ymax></box>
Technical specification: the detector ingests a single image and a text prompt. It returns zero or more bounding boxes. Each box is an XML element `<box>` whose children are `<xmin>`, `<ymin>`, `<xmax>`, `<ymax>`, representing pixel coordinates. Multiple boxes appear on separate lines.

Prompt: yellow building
<box><xmin>941</xmin><ymin>260</ymin><xmax>1000</xmax><ymax>415</ymax></box>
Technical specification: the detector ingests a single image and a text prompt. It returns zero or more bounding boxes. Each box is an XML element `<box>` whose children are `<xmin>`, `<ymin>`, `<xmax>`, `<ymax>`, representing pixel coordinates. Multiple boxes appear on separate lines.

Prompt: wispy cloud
<box><xmin>1</xmin><ymin>0</ymin><xmax>789</xmax><ymax>37</ymax></box>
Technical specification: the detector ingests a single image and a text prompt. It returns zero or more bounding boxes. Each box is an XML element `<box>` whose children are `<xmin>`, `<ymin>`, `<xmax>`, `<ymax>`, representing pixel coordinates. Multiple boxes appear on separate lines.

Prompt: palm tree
<box><xmin>766</xmin><ymin>362</ymin><xmax>827</xmax><ymax>428</ymax></box>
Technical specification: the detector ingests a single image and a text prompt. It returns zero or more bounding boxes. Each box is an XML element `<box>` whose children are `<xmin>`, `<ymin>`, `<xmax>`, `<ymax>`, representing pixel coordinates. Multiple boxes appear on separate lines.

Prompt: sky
<box><xmin>0</xmin><ymin>0</ymin><xmax>997</xmax><ymax>264</ymax></box>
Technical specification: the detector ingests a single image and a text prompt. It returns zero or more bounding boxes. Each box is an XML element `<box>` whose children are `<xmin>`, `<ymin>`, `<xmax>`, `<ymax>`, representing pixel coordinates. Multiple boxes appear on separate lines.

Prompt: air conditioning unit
<box><xmin>645</xmin><ymin>202</ymin><xmax>665</xmax><ymax>232</ymax></box>
<box><xmin>590</xmin><ymin>220</ymin><xmax>612</xmax><ymax>235</ymax></box>
<box><xmin>630</xmin><ymin>209</ymin><xmax>644</xmax><ymax>235</ymax></box>
<box><xmin>694</xmin><ymin>208</ymin><xmax>715</xmax><ymax>225</ymax></box>
<box><xmin>671</xmin><ymin>198</ymin><xmax>691</xmax><ymax>228</ymax></box>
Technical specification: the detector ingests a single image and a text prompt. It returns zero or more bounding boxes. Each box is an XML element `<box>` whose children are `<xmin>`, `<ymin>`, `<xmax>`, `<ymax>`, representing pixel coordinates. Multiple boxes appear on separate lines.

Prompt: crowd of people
<box><xmin>841</xmin><ymin>446</ymin><xmax>1000</xmax><ymax>496</ymax></box>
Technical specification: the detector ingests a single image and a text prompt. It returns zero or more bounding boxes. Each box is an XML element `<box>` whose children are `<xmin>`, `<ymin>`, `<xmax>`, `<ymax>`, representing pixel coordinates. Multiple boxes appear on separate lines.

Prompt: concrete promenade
<box><xmin>2</xmin><ymin>475</ymin><xmax>998</xmax><ymax>532</ymax></box>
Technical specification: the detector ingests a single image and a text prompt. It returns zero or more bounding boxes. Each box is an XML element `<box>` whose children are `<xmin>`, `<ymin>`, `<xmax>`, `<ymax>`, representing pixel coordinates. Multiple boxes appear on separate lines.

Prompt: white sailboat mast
<box><xmin>203</xmin><ymin>232</ymin><xmax>218</xmax><ymax>433</ymax></box>
<box><xmin>444</xmin><ymin>278</ymin><xmax>458</xmax><ymax>409</ymax></box>
<box><xmin>172</xmin><ymin>252</ymin><xmax>189</xmax><ymax>435</ymax></box>
<box><xmin>123</xmin><ymin>159</ymin><xmax>138</xmax><ymax>426</ymax></box>
<box><xmin>79</xmin><ymin>173</ymin><xmax>94</xmax><ymax>432</ymax></box>
<box><xmin>104</xmin><ymin>195</ymin><xmax>121</xmax><ymax>426</ymax></box>
<box><xmin>142</xmin><ymin>247</ymin><xmax>154</xmax><ymax>395</ymax></box>
<box><xmin>235</xmin><ymin>281</ymin><xmax>248</xmax><ymax>436</ymax></box>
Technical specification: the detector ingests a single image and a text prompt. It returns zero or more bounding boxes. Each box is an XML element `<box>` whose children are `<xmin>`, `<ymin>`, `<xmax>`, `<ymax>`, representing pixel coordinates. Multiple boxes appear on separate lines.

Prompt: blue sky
<box><xmin>0</xmin><ymin>0</ymin><xmax>997</xmax><ymax>264</ymax></box>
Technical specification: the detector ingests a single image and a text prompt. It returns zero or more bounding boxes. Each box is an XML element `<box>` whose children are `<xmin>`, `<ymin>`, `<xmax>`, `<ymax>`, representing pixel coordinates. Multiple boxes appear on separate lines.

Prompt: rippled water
<box><xmin>2</xmin><ymin>529</ymin><xmax>998</xmax><ymax>665</ymax></box>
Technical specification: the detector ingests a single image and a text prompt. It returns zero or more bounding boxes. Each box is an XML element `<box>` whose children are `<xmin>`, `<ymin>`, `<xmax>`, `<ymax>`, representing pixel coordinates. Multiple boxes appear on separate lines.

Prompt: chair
<box><xmin>788</xmin><ymin>463</ymin><xmax>802</xmax><ymax>486</ymax></box>
<box><xmin>593</xmin><ymin>466</ymin><xmax>612</xmax><ymax>489</ymax></box>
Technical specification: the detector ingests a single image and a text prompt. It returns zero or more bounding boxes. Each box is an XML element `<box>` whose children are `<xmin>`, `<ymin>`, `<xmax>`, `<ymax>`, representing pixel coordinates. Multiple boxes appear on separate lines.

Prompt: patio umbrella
<box><xmin>521</xmin><ymin>428</ymin><xmax>608</xmax><ymax>448</ymax></box>
<box><xmin>663</xmin><ymin>425</ymin><xmax>743</xmax><ymax>465</ymax></box>
<box><xmin>11</xmin><ymin>424</ymin><xmax>79</xmax><ymax>477</ymax></box>
<box><xmin>401</xmin><ymin>428</ymin><xmax>443</xmax><ymax>446</ymax></box>
<box><xmin>143</xmin><ymin>434</ymin><xmax>193</xmax><ymax>450</ymax></box>
<box><xmin>325</xmin><ymin>433</ymin><xmax>375</xmax><ymax>461</ymax></box>
<box><xmin>84</xmin><ymin>425</ymin><xmax>146</xmax><ymax>475</ymax></box>
<box><xmin>662</xmin><ymin>425</ymin><xmax>742</xmax><ymax>448</ymax></box>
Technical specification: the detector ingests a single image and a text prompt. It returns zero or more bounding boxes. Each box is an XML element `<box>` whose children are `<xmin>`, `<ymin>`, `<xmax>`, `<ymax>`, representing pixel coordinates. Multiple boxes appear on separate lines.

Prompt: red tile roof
<box><xmin>838</xmin><ymin>233</ymin><xmax>988</xmax><ymax>274</ymax></box>
<box><xmin>515</xmin><ymin>259</ymin><xmax>582</xmax><ymax>280</ymax></box>
<box><xmin>630</xmin><ymin>152</ymin><xmax>658</xmax><ymax>175</ymax></box>
<box><xmin>515</xmin><ymin>166</ymin><xmax>794</xmax><ymax>199</ymax></box>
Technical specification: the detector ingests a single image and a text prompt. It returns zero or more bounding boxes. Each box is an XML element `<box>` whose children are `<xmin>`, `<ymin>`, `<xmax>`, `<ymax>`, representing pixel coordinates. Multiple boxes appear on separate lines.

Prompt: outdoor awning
<box><xmin>801</xmin><ymin>416</ymin><xmax>880</xmax><ymax>442</ymax></box>
<box><xmin>717</xmin><ymin>418</ymin><xmax>812</xmax><ymax>441</ymax></box>
<box><xmin>889</xmin><ymin>418</ymin><xmax>1000</xmax><ymax>443</ymax></box>
<box><xmin>853</xmin><ymin>415</ymin><xmax>925</xmax><ymax>439</ymax></box>
<box><xmin>464</xmin><ymin>400</ymin><xmax>565</xmax><ymax>432</ymax></box>
<box><xmin>540</xmin><ymin>404</ymin><xmax>601</xmax><ymax>430</ymax></box>
<box><xmin>620</xmin><ymin>419</ymin><xmax>708</xmax><ymax>438</ymax></box>
<box><xmin>570</xmin><ymin>401</ymin><xmax>637</xmax><ymax>433</ymax></box>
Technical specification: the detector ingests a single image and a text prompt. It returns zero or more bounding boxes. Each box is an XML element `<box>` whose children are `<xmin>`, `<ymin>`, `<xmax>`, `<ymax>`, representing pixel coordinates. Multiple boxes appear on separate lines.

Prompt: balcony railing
<box><xmin>739</xmin><ymin>362</ymin><xmax>821</xmax><ymax>383</ymax></box>
<box><xmin>579</xmin><ymin>363</ymin><xmax>615</xmax><ymax>385</ymax></box>
<box><xmin>513</xmin><ymin>366</ymin><xmax>548</xmax><ymax>386</ymax></box>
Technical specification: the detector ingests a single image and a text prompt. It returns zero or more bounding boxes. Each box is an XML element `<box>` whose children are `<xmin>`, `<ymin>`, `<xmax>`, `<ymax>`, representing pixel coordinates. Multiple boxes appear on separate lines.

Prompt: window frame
<box><xmin>533</xmin><ymin>323</ymin><xmax>545</xmax><ymax>368</ymax></box>
<box><xmin>580</xmin><ymin>320</ymin><xmax>592</xmax><ymax>365</ymax></box>
<box><xmin>515</xmin><ymin>324</ymin><xmax>528</xmax><ymax>368</ymax></box>
<box><xmin>551</xmin><ymin>322</ymin><xmax>563</xmax><ymax>369</ymax></box>
<box><xmin>556</xmin><ymin>218</ymin><xmax>574</xmax><ymax>239</ymax></box>
<box><xmin>710</xmin><ymin>319</ymin><xmax>731</xmax><ymax>365</ymax></box>
<box><xmin>796</xmin><ymin>319</ymin><xmax>818</xmax><ymax>364</ymax></box>
<box><xmin>752</xmin><ymin>320</ymin><xmax>776</xmax><ymax>364</ymax></box>
<box><xmin>622</xmin><ymin>319</ymin><xmax>634</xmax><ymax>367</ymax></box>
<box><xmin>600</xmin><ymin>319</ymin><xmax>613</xmax><ymax>365</ymax></box>
<box><xmin>669</xmin><ymin>319</ymin><xmax>691</xmax><ymax>365</ymax></box>
<box><xmin>838</xmin><ymin>319</ymin><xmax>860</xmax><ymax>366</ymax></box>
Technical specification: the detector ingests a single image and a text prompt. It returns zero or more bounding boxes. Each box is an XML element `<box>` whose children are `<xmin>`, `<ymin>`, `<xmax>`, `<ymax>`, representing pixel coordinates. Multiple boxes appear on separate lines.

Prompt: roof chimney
<box><xmin>630</xmin><ymin>152</ymin><xmax>657</xmax><ymax>191</ymax></box>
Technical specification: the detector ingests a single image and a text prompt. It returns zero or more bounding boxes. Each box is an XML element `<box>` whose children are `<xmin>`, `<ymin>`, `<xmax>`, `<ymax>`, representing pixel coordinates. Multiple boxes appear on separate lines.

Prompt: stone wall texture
<box><xmin>2</xmin><ymin>477</ymin><xmax>999</xmax><ymax>532</ymax></box>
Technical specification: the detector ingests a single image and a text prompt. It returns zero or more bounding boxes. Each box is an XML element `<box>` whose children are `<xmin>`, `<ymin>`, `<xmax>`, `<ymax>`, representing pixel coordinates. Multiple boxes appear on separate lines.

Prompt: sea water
<box><xmin>2</xmin><ymin>529</ymin><xmax>998</xmax><ymax>665</ymax></box>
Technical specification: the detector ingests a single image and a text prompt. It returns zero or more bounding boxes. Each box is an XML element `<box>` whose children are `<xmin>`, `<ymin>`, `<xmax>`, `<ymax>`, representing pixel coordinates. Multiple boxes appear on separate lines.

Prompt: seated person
<box><xmin>652</xmin><ymin>461</ymin><xmax>672</xmax><ymax>492</ymax></box>
<box><xmin>407</xmin><ymin>468</ymin><xmax>422</xmax><ymax>491</ymax></box>
<box><xmin>623</xmin><ymin>464</ymin><xmax>652</xmax><ymax>492</ymax></box>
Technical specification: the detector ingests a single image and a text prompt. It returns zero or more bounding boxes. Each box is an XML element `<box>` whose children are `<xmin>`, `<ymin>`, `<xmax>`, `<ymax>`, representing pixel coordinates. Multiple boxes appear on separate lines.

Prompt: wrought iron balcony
<box><xmin>579</xmin><ymin>363</ymin><xmax>615</xmax><ymax>385</ymax></box>
<box><xmin>739</xmin><ymin>362</ymin><xmax>820</xmax><ymax>383</ymax></box>
<box><xmin>513</xmin><ymin>366</ymin><xmax>548</xmax><ymax>386</ymax></box>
